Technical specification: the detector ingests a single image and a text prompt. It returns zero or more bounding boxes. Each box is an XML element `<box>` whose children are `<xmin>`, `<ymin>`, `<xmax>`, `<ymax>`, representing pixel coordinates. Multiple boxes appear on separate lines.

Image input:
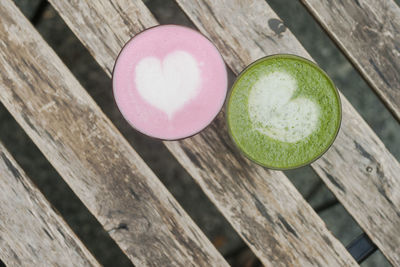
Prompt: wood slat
<box><xmin>301</xmin><ymin>0</ymin><xmax>400</xmax><ymax>122</ymax></box>
<box><xmin>0</xmin><ymin>1</ymin><xmax>228</xmax><ymax>266</ymax></box>
<box><xmin>172</xmin><ymin>0</ymin><xmax>400</xmax><ymax>265</ymax></box>
<box><xmin>0</xmin><ymin>142</ymin><xmax>99</xmax><ymax>266</ymax></box>
<box><xmin>48</xmin><ymin>0</ymin><xmax>358</xmax><ymax>266</ymax></box>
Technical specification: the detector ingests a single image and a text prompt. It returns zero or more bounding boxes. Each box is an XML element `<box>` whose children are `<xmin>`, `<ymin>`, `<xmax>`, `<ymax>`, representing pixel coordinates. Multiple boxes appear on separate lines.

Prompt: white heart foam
<box><xmin>135</xmin><ymin>50</ymin><xmax>200</xmax><ymax>118</ymax></box>
<box><xmin>248</xmin><ymin>71</ymin><xmax>320</xmax><ymax>143</ymax></box>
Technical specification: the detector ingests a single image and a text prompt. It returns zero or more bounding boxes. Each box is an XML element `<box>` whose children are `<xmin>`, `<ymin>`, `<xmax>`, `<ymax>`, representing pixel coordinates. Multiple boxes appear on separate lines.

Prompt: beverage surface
<box><xmin>227</xmin><ymin>55</ymin><xmax>341</xmax><ymax>169</ymax></box>
<box><xmin>113</xmin><ymin>25</ymin><xmax>227</xmax><ymax>140</ymax></box>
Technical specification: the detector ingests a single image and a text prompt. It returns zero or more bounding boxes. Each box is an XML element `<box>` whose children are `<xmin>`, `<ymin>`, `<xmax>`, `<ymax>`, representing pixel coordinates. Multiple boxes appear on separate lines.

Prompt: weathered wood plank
<box><xmin>48</xmin><ymin>0</ymin><xmax>358</xmax><ymax>265</ymax></box>
<box><xmin>301</xmin><ymin>0</ymin><xmax>400</xmax><ymax>122</ymax></box>
<box><xmin>173</xmin><ymin>0</ymin><xmax>400</xmax><ymax>265</ymax></box>
<box><xmin>0</xmin><ymin>142</ymin><xmax>100</xmax><ymax>266</ymax></box>
<box><xmin>0</xmin><ymin>1</ymin><xmax>227</xmax><ymax>266</ymax></box>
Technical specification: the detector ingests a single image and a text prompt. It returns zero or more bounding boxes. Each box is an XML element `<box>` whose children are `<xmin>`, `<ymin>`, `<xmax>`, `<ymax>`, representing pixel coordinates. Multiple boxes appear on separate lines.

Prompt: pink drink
<box><xmin>113</xmin><ymin>25</ymin><xmax>227</xmax><ymax>140</ymax></box>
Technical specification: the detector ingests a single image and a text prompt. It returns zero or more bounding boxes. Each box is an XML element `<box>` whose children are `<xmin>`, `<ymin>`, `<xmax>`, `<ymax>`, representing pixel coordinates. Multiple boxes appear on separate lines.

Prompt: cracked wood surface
<box><xmin>0</xmin><ymin>142</ymin><xmax>100</xmax><ymax>266</ymax></box>
<box><xmin>301</xmin><ymin>0</ymin><xmax>400</xmax><ymax>122</ymax></box>
<box><xmin>173</xmin><ymin>0</ymin><xmax>400</xmax><ymax>265</ymax></box>
<box><xmin>0</xmin><ymin>1</ymin><xmax>228</xmax><ymax>266</ymax></box>
<box><xmin>48</xmin><ymin>0</ymin><xmax>357</xmax><ymax>265</ymax></box>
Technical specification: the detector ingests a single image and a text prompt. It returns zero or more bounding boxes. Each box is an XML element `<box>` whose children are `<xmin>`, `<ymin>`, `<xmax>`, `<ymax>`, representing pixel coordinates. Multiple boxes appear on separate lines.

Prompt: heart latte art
<box><xmin>135</xmin><ymin>50</ymin><xmax>201</xmax><ymax>118</ymax></box>
<box><xmin>113</xmin><ymin>25</ymin><xmax>227</xmax><ymax>140</ymax></box>
<box><xmin>248</xmin><ymin>71</ymin><xmax>320</xmax><ymax>143</ymax></box>
<box><xmin>227</xmin><ymin>55</ymin><xmax>340</xmax><ymax>169</ymax></box>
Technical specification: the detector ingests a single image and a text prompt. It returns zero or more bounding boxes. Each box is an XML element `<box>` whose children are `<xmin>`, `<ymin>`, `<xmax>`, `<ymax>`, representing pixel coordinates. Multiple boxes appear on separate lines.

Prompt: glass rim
<box><xmin>226</xmin><ymin>53</ymin><xmax>342</xmax><ymax>171</ymax></box>
<box><xmin>111</xmin><ymin>24</ymin><xmax>228</xmax><ymax>141</ymax></box>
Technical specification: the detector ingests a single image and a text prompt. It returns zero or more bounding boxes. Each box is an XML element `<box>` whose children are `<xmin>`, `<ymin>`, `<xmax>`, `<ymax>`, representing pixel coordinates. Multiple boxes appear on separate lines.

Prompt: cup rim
<box><xmin>111</xmin><ymin>24</ymin><xmax>229</xmax><ymax>141</ymax></box>
<box><xmin>226</xmin><ymin>53</ymin><xmax>342</xmax><ymax>170</ymax></box>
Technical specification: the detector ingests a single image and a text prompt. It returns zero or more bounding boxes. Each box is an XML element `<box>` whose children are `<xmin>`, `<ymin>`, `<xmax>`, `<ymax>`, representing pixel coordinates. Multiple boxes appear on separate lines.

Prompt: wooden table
<box><xmin>0</xmin><ymin>0</ymin><xmax>399</xmax><ymax>266</ymax></box>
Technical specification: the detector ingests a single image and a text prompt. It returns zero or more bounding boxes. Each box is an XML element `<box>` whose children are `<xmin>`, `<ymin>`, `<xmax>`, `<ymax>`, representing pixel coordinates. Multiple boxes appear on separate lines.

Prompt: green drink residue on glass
<box><xmin>227</xmin><ymin>55</ymin><xmax>341</xmax><ymax>169</ymax></box>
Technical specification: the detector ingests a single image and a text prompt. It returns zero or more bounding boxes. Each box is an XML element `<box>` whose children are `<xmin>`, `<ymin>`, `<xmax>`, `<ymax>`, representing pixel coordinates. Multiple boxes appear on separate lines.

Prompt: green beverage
<box><xmin>227</xmin><ymin>54</ymin><xmax>341</xmax><ymax>170</ymax></box>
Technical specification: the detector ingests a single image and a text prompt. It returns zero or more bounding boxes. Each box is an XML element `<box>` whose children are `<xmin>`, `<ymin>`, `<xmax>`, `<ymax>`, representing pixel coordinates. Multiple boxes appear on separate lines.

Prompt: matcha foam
<box><xmin>227</xmin><ymin>55</ymin><xmax>341</xmax><ymax>169</ymax></box>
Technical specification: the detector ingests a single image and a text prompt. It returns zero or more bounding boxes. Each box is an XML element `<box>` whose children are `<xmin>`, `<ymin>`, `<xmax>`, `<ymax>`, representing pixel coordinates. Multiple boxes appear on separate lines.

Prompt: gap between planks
<box><xmin>0</xmin><ymin>142</ymin><xmax>100</xmax><ymax>266</ymax></box>
<box><xmin>300</xmin><ymin>0</ymin><xmax>400</xmax><ymax>123</ymax></box>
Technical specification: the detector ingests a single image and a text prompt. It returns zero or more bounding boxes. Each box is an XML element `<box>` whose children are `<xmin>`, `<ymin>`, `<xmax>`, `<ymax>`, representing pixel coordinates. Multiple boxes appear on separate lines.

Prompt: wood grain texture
<box><xmin>0</xmin><ymin>1</ymin><xmax>228</xmax><ymax>266</ymax></box>
<box><xmin>173</xmin><ymin>0</ymin><xmax>400</xmax><ymax>265</ymax></box>
<box><xmin>48</xmin><ymin>0</ymin><xmax>358</xmax><ymax>266</ymax></box>
<box><xmin>0</xmin><ymin>143</ymin><xmax>99</xmax><ymax>266</ymax></box>
<box><xmin>301</xmin><ymin>0</ymin><xmax>400</xmax><ymax>122</ymax></box>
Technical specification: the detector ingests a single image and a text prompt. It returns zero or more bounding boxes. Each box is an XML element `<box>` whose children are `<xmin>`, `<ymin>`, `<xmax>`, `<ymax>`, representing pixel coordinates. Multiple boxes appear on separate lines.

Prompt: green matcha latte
<box><xmin>227</xmin><ymin>55</ymin><xmax>341</xmax><ymax>169</ymax></box>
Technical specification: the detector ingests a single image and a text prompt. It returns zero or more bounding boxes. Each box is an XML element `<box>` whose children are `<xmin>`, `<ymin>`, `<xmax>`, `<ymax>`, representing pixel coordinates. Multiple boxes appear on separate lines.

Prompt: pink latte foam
<box><xmin>113</xmin><ymin>25</ymin><xmax>227</xmax><ymax>140</ymax></box>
